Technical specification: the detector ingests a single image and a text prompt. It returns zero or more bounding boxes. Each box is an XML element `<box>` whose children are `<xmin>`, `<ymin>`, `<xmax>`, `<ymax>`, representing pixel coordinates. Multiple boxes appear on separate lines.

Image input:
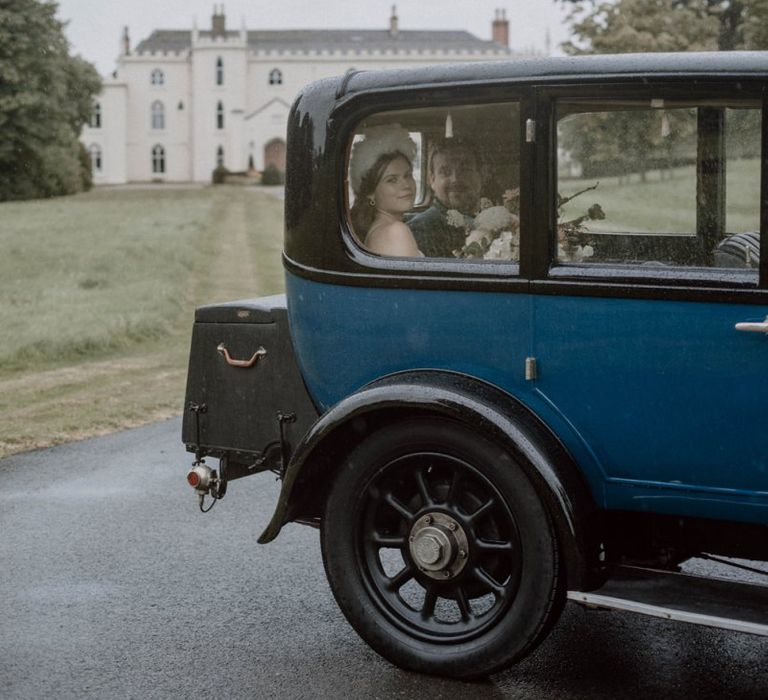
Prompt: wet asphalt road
<box><xmin>1</xmin><ymin>418</ymin><xmax>767</xmax><ymax>699</ymax></box>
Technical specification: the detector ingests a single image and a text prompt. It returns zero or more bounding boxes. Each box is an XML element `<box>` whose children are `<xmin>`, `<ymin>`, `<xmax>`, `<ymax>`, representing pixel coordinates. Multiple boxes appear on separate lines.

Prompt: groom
<box><xmin>409</xmin><ymin>138</ymin><xmax>483</xmax><ymax>258</ymax></box>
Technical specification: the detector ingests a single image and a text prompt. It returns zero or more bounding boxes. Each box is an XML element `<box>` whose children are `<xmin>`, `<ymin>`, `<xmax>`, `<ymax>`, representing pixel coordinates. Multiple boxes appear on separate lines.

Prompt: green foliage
<box><xmin>563</xmin><ymin>0</ymin><xmax>720</xmax><ymax>54</ymax></box>
<box><xmin>0</xmin><ymin>0</ymin><xmax>101</xmax><ymax>201</ymax></box>
<box><xmin>78</xmin><ymin>142</ymin><xmax>93</xmax><ymax>192</ymax></box>
<box><xmin>560</xmin><ymin>0</ymin><xmax>768</xmax><ymax>52</ymax></box>
<box><xmin>741</xmin><ymin>0</ymin><xmax>768</xmax><ymax>47</ymax></box>
<box><xmin>261</xmin><ymin>163</ymin><xmax>285</xmax><ymax>185</ymax></box>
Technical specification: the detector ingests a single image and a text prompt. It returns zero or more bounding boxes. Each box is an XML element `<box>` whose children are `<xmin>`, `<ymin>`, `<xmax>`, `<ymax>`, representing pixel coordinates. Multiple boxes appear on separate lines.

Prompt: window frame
<box><xmin>534</xmin><ymin>80</ymin><xmax>767</xmax><ymax>292</ymax></box>
<box><xmin>216</xmin><ymin>101</ymin><xmax>224</xmax><ymax>130</ymax></box>
<box><xmin>152</xmin><ymin>144</ymin><xmax>165</xmax><ymax>174</ymax></box>
<box><xmin>150</xmin><ymin>68</ymin><xmax>165</xmax><ymax>86</ymax></box>
<box><xmin>269</xmin><ymin>68</ymin><xmax>283</xmax><ymax>86</ymax></box>
<box><xmin>336</xmin><ymin>89</ymin><xmax>531</xmax><ymax>281</ymax></box>
<box><xmin>88</xmin><ymin>144</ymin><xmax>102</xmax><ymax>173</ymax></box>
<box><xmin>216</xmin><ymin>57</ymin><xmax>224</xmax><ymax>86</ymax></box>
<box><xmin>90</xmin><ymin>102</ymin><xmax>101</xmax><ymax>129</ymax></box>
<box><xmin>151</xmin><ymin>100</ymin><xmax>165</xmax><ymax>130</ymax></box>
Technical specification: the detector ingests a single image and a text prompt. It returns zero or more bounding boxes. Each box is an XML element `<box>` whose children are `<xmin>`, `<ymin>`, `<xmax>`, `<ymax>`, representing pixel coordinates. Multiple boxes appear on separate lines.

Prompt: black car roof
<box><xmin>341</xmin><ymin>51</ymin><xmax>768</xmax><ymax>96</ymax></box>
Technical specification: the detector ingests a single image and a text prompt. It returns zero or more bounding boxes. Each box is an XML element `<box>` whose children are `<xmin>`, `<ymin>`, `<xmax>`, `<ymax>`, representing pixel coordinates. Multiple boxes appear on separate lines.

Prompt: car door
<box><xmin>528</xmin><ymin>84</ymin><xmax>768</xmax><ymax>524</ymax></box>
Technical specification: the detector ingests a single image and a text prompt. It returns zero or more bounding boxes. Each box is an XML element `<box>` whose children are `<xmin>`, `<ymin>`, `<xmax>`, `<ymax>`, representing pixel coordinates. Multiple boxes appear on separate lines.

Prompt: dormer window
<box><xmin>216</xmin><ymin>56</ymin><xmax>224</xmax><ymax>86</ymax></box>
<box><xmin>150</xmin><ymin>68</ymin><xmax>164</xmax><ymax>86</ymax></box>
<box><xmin>89</xmin><ymin>102</ymin><xmax>101</xmax><ymax>128</ymax></box>
<box><xmin>269</xmin><ymin>68</ymin><xmax>283</xmax><ymax>85</ymax></box>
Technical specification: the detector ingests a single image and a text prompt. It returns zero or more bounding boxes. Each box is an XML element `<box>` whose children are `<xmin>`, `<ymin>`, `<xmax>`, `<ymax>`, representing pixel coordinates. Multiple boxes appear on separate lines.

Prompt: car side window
<box><xmin>555</xmin><ymin>98</ymin><xmax>760</xmax><ymax>281</ymax></box>
<box><xmin>346</xmin><ymin>102</ymin><xmax>521</xmax><ymax>261</ymax></box>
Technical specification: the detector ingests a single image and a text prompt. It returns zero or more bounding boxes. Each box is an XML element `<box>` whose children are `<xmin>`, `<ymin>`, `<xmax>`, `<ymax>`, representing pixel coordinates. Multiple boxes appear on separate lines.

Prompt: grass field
<box><xmin>0</xmin><ymin>186</ymin><xmax>284</xmax><ymax>458</ymax></box>
<box><xmin>559</xmin><ymin>157</ymin><xmax>760</xmax><ymax>234</ymax></box>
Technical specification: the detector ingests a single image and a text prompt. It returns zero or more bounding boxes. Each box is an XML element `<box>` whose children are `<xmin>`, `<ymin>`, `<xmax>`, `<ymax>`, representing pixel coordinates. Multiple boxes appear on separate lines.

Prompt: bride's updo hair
<box><xmin>348</xmin><ymin>124</ymin><xmax>417</xmax><ymax>236</ymax></box>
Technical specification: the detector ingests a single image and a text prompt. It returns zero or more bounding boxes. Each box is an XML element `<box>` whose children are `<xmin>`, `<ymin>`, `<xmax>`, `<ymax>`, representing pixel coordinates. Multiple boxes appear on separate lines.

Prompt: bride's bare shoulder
<box><xmin>365</xmin><ymin>221</ymin><xmax>421</xmax><ymax>257</ymax></box>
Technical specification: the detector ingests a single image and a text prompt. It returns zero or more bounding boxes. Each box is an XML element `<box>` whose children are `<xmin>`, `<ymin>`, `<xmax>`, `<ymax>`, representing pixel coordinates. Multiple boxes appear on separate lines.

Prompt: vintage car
<box><xmin>183</xmin><ymin>52</ymin><xmax>768</xmax><ymax>678</ymax></box>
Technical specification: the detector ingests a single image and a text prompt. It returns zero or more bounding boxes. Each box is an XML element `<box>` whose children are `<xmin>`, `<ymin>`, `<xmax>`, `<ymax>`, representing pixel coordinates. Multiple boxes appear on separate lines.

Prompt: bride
<box><xmin>349</xmin><ymin>125</ymin><xmax>422</xmax><ymax>257</ymax></box>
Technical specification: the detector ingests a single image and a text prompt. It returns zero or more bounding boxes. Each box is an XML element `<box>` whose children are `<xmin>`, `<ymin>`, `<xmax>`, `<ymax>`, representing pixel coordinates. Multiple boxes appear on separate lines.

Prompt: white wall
<box><xmin>81</xmin><ymin>80</ymin><xmax>128</xmax><ymax>184</ymax></box>
<box><xmin>85</xmin><ymin>31</ymin><xmax>519</xmax><ymax>184</ymax></box>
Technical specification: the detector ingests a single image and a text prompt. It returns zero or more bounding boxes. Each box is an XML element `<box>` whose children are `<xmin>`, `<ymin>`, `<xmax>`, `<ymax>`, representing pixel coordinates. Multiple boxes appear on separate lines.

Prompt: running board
<box><xmin>568</xmin><ymin>565</ymin><xmax>768</xmax><ymax>637</ymax></box>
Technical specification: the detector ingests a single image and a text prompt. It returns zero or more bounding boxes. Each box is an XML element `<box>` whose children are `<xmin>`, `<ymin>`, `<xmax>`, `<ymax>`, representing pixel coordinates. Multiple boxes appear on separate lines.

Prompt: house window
<box><xmin>216</xmin><ymin>146</ymin><xmax>225</xmax><ymax>167</ymax></box>
<box><xmin>90</xmin><ymin>102</ymin><xmax>101</xmax><ymax>128</ymax></box>
<box><xmin>216</xmin><ymin>101</ymin><xmax>224</xmax><ymax>129</ymax></box>
<box><xmin>88</xmin><ymin>144</ymin><xmax>102</xmax><ymax>173</ymax></box>
<box><xmin>151</xmin><ymin>101</ymin><xmax>165</xmax><ymax>130</ymax></box>
<box><xmin>269</xmin><ymin>68</ymin><xmax>283</xmax><ymax>85</ymax></box>
<box><xmin>150</xmin><ymin>68</ymin><xmax>164</xmax><ymax>86</ymax></box>
<box><xmin>216</xmin><ymin>56</ymin><xmax>224</xmax><ymax>86</ymax></box>
<box><xmin>152</xmin><ymin>144</ymin><xmax>165</xmax><ymax>174</ymax></box>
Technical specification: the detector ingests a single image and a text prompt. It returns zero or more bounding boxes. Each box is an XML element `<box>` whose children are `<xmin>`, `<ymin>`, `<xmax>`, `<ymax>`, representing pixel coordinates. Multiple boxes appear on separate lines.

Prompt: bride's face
<box><xmin>373</xmin><ymin>156</ymin><xmax>416</xmax><ymax>216</ymax></box>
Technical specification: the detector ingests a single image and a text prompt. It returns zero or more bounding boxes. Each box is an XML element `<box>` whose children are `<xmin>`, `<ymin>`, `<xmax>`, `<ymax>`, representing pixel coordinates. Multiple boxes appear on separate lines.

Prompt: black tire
<box><xmin>321</xmin><ymin>418</ymin><xmax>564</xmax><ymax>679</ymax></box>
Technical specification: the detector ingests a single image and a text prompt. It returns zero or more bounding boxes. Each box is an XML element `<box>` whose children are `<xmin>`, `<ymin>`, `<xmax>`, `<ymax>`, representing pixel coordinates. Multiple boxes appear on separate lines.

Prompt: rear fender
<box><xmin>259</xmin><ymin>370</ymin><xmax>602</xmax><ymax>590</ymax></box>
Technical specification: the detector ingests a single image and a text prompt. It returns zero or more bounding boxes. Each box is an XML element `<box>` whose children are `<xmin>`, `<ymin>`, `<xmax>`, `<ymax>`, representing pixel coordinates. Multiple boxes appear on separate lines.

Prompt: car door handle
<box><xmin>735</xmin><ymin>317</ymin><xmax>768</xmax><ymax>334</ymax></box>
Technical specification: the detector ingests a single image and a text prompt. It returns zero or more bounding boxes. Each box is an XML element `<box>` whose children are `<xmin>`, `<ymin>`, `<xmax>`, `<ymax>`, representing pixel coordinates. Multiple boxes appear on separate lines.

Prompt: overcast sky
<box><xmin>56</xmin><ymin>0</ymin><xmax>573</xmax><ymax>77</ymax></box>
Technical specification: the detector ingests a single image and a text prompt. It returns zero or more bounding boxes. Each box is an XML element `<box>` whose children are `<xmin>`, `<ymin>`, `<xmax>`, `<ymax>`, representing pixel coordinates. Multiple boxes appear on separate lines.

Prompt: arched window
<box><xmin>216</xmin><ymin>101</ymin><xmax>224</xmax><ymax>129</ymax></box>
<box><xmin>216</xmin><ymin>145</ymin><xmax>225</xmax><ymax>167</ymax></box>
<box><xmin>90</xmin><ymin>102</ymin><xmax>101</xmax><ymax>128</ymax></box>
<box><xmin>216</xmin><ymin>56</ymin><xmax>224</xmax><ymax>86</ymax></box>
<box><xmin>88</xmin><ymin>144</ymin><xmax>102</xmax><ymax>173</ymax></box>
<box><xmin>151</xmin><ymin>101</ymin><xmax>165</xmax><ymax>130</ymax></box>
<box><xmin>152</xmin><ymin>144</ymin><xmax>165</xmax><ymax>174</ymax></box>
<box><xmin>150</xmin><ymin>68</ymin><xmax>164</xmax><ymax>86</ymax></box>
<box><xmin>269</xmin><ymin>68</ymin><xmax>283</xmax><ymax>85</ymax></box>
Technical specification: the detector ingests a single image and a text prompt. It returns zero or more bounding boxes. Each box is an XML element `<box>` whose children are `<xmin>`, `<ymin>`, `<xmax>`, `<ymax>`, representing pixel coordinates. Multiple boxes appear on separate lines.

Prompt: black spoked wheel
<box><xmin>321</xmin><ymin>419</ymin><xmax>564</xmax><ymax>679</ymax></box>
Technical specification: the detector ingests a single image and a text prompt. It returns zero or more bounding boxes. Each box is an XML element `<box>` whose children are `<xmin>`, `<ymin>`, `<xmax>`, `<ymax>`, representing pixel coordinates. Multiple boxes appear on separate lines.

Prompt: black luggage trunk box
<box><xmin>182</xmin><ymin>294</ymin><xmax>319</xmax><ymax>473</ymax></box>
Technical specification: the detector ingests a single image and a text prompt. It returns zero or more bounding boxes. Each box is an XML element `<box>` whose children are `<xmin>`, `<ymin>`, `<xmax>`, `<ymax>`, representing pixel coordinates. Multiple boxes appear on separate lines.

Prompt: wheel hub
<box><xmin>408</xmin><ymin>512</ymin><xmax>469</xmax><ymax>580</ymax></box>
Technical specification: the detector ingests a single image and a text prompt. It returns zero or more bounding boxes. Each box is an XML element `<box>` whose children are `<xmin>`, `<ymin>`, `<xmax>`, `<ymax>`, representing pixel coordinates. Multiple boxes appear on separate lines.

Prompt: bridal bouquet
<box><xmin>452</xmin><ymin>189</ymin><xmax>521</xmax><ymax>261</ymax></box>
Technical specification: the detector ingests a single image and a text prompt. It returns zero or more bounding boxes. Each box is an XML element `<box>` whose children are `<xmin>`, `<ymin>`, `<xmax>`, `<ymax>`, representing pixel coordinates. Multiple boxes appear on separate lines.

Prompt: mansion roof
<box><xmin>134</xmin><ymin>29</ymin><xmax>509</xmax><ymax>55</ymax></box>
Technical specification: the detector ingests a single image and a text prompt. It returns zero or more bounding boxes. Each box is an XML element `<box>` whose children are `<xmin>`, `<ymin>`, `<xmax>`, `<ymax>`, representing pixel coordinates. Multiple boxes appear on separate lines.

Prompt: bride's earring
<box><xmin>368</xmin><ymin>197</ymin><xmax>375</xmax><ymax>207</ymax></box>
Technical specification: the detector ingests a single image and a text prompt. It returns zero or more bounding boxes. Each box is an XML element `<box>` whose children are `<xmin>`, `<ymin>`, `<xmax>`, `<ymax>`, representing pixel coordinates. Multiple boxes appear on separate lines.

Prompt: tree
<box><xmin>562</xmin><ymin>0</ymin><xmax>720</xmax><ymax>55</ymax></box>
<box><xmin>0</xmin><ymin>0</ymin><xmax>101</xmax><ymax>201</ymax></box>
<box><xmin>558</xmin><ymin>0</ymin><xmax>768</xmax><ymax>51</ymax></box>
<box><xmin>740</xmin><ymin>0</ymin><xmax>768</xmax><ymax>47</ymax></box>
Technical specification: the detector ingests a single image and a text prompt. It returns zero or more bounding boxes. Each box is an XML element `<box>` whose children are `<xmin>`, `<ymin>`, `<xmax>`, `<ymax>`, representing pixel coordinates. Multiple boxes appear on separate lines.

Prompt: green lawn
<box><xmin>559</xmin><ymin>157</ymin><xmax>760</xmax><ymax>235</ymax></box>
<box><xmin>0</xmin><ymin>186</ymin><xmax>284</xmax><ymax>457</ymax></box>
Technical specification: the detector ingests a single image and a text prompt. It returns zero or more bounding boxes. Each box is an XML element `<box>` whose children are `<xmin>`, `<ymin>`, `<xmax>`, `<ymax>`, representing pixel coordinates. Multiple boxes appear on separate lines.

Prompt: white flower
<box><xmin>473</xmin><ymin>206</ymin><xmax>515</xmax><ymax>233</ymax></box>
<box><xmin>558</xmin><ymin>243</ymin><xmax>594</xmax><ymax>262</ymax></box>
<box><xmin>484</xmin><ymin>229</ymin><xmax>520</xmax><ymax>261</ymax></box>
<box><xmin>446</xmin><ymin>209</ymin><xmax>467</xmax><ymax>229</ymax></box>
<box><xmin>478</xmin><ymin>197</ymin><xmax>494</xmax><ymax>211</ymax></box>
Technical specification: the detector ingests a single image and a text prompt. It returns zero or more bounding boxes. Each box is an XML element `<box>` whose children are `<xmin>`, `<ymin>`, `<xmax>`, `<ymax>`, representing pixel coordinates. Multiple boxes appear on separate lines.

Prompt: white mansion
<box><xmin>82</xmin><ymin>7</ymin><xmax>527</xmax><ymax>184</ymax></box>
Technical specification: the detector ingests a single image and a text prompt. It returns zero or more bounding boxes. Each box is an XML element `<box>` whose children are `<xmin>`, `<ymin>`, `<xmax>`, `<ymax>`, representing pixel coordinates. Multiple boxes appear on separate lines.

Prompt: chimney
<box><xmin>122</xmin><ymin>26</ymin><xmax>130</xmax><ymax>55</ymax></box>
<box><xmin>212</xmin><ymin>4</ymin><xmax>226</xmax><ymax>38</ymax></box>
<box><xmin>492</xmin><ymin>8</ymin><xmax>509</xmax><ymax>48</ymax></box>
<box><xmin>389</xmin><ymin>5</ymin><xmax>399</xmax><ymax>37</ymax></box>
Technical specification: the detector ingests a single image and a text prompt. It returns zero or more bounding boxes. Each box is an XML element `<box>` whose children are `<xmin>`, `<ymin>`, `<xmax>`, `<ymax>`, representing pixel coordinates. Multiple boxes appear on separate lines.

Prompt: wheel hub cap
<box><xmin>408</xmin><ymin>512</ymin><xmax>469</xmax><ymax>580</ymax></box>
